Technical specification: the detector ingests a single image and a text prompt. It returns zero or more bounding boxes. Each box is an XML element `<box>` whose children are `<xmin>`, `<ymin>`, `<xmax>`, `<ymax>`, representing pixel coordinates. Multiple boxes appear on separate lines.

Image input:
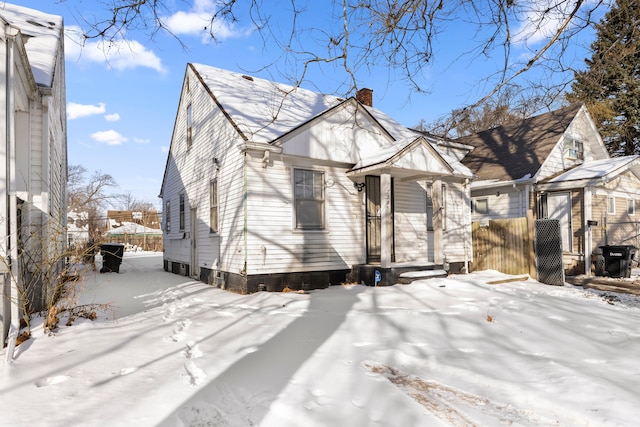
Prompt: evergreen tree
<box><xmin>569</xmin><ymin>0</ymin><xmax>640</xmax><ymax>155</ymax></box>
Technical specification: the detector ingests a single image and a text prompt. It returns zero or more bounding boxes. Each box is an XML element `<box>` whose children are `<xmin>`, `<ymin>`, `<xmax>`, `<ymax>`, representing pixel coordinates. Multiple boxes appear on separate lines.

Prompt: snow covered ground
<box><xmin>2</xmin><ymin>252</ymin><xmax>640</xmax><ymax>426</ymax></box>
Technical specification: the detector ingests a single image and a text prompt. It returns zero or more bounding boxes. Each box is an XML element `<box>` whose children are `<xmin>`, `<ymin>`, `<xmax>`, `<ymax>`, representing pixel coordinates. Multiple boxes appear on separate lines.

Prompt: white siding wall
<box><xmin>442</xmin><ymin>181</ymin><xmax>472</xmax><ymax>263</ymax></box>
<box><xmin>394</xmin><ymin>181</ymin><xmax>432</xmax><ymax>263</ymax></box>
<box><xmin>538</xmin><ymin>111</ymin><xmax>608</xmax><ymax>181</ymax></box>
<box><xmin>162</xmin><ymin>67</ymin><xmax>246</xmax><ymax>275</ymax></box>
<box><xmin>280</xmin><ymin>105</ymin><xmax>392</xmax><ymax>162</ymax></box>
<box><xmin>471</xmin><ymin>186</ymin><xmax>525</xmax><ymax>221</ymax></box>
<box><xmin>244</xmin><ymin>153</ymin><xmax>364</xmax><ymax>274</ymax></box>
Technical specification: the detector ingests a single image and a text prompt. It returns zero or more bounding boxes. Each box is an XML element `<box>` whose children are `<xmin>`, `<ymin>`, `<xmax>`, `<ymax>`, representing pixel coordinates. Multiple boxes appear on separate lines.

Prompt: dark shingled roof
<box><xmin>457</xmin><ymin>104</ymin><xmax>582</xmax><ymax>181</ymax></box>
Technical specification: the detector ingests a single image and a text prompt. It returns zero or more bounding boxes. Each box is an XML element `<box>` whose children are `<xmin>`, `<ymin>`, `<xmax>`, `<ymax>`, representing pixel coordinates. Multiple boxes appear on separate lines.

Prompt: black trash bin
<box><xmin>100</xmin><ymin>243</ymin><xmax>125</xmax><ymax>273</ymax></box>
<box><xmin>599</xmin><ymin>245</ymin><xmax>637</xmax><ymax>278</ymax></box>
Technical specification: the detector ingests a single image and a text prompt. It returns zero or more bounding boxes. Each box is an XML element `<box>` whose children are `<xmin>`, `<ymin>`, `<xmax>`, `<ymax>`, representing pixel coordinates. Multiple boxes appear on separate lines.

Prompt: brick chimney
<box><xmin>356</xmin><ymin>88</ymin><xmax>373</xmax><ymax>107</ymax></box>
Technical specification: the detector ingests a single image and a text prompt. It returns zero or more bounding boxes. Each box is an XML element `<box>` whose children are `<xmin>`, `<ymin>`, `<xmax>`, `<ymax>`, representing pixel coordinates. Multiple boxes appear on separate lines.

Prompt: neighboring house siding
<box><xmin>570</xmin><ymin>189</ymin><xmax>584</xmax><ymax>254</ymax></box>
<box><xmin>591</xmin><ymin>172</ymin><xmax>640</xmax><ymax>248</ymax></box>
<box><xmin>471</xmin><ymin>186</ymin><xmax>525</xmax><ymax>221</ymax></box>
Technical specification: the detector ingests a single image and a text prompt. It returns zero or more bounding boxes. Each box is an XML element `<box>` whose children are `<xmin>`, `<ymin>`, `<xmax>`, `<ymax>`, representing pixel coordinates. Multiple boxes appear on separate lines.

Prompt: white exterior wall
<box><xmin>394</xmin><ymin>181</ymin><xmax>433</xmax><ymax>263</ymax></box>
<box><xmin>279</xmin><ymin>105</ymin><xmax>392</xmax><ymax>161</ymax></box>
<box><xmin>538</xmin><ymin>110</ymin><xmax>608</xmax><ymax>181</ymax></box>
<box><xmin>441</xmin><ymin>181</ymin><xmax>472</xmax><ymax>264</ymax></box>
<box><xmin>162</xmin><ymin>67</ymin><xmax>246</xmax><ymax>276</ymax></box>
<box><xmin>244</xmin><ymin>152</ymin><xmax>364</xmax><ymax>274</ymax></box>
<box><xmin>471</xmin><ymin>186</ymin><xmax>527</xmax><ymax>221</ymax></box>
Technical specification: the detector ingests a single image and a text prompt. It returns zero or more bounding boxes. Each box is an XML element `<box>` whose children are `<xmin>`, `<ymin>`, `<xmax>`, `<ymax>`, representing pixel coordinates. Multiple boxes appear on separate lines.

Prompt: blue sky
<box><xmin>9</xmin><ymin>1</ymin><xmax>604</xmax><ymax>210</ymax></box>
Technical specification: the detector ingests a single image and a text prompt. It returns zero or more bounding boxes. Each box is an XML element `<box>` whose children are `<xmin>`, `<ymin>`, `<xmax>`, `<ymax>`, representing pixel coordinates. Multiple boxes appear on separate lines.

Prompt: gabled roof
<box><xmin>457</xmin><ymin>104</ymin><xmax>583</xmax><ymax>181</ymax></box>
<box><xmin>348</xmin><ymin>136</ymin><xmax>473</xmax><ymax>179</ymax></box>
<box><xmin>536</xmin><ymin>156</ymin><xmax>640</xmax><ymax>191</ymax></box>
<box><xmin>163</xmin><ymin>63</ymin><xmax>473</xmax><ymax>196</ymax></box>
<box><xmin>191</xmin><ymin>63</ymin><xmax>344</xmax><ymax>144</ymax></box>
<box><xmin>0</xmin><ymin>3</ymin><xmax>63</xmax><ymax>88</ymax></box>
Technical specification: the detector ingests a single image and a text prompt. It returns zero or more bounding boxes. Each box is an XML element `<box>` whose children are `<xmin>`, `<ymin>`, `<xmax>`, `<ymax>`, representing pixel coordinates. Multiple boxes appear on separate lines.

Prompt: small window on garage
<box><xmin>607</xmin><ymin>196</ymin><xmax>616</xmax><ymax>214</ymax></box>
<box><xmin>474</xmin><ymin>198</ymin><xmax>488</xmax><ymax>215</ymax></box>
<box><xmin>628</xmin><ymin>199</ymin><xmax>635</xmax><ymax>216</ymax></box>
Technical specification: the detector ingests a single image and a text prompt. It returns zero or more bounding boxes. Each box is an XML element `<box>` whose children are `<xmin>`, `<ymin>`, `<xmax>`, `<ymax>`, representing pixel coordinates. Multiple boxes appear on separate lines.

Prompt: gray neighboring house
<box><xmin>1</xmin><ymin>4</ymin><xmax>67</xmax><ymax>349</ymax></box>
<box><xmin>458</xmin><ymin>104</ymin><xmax>640</xmax><ymax>275</ymax></box>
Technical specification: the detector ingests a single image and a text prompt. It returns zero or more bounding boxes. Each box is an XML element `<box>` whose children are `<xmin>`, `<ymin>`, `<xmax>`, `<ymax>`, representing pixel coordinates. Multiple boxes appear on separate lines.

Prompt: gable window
<box><xmin>186</xmin><ymin>104</ymin><xmax>193</xmax><ymax>149</ymax></box>
<box><xmin>294</xmin><ymin>168</ymin><xmax>325</xmax><ymax>230</ymax></box>
<box><xmin>165</xmin><ymin>200</ymin><xmax>171</xmax><ymax>233</ymax></box>
<box><xmin>210</xmin><ymin>180</ymin><xmax>218</xmax><ymax>233</ymax></box>
<box><xmin>179</xmin><ymin>193</ymin><xmax>185</xmax><ymax>230</ymax></box>
<box><xmin>607</xmin><ymin>196</ymin><xmax>616</xmax><ymax>214</ymax></box>
<box><xmin>426</xmin><ymin>184</ymin><xmax>434</xmax><ymax>231</ymax></box>
<box><xmin>564</xmin><ymin>136</ymin><xmax>584</xmax><ymax>160</ymax></box>
<box><xmin>474</xmin><ymin>198</ymin><xmax>489</xmax><ymax>215</ymax></box>
<box><xmin>628</xmin><ymin>199</ymin><xmax>635</xmax><ymax>216</ymax></box>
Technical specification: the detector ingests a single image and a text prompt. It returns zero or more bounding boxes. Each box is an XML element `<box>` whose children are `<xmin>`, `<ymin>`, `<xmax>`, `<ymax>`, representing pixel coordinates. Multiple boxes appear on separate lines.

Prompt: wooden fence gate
<box><xmin>471</xmin><ymin>217</ymin><xmax>535</xmax><ymax>277</ymax></box>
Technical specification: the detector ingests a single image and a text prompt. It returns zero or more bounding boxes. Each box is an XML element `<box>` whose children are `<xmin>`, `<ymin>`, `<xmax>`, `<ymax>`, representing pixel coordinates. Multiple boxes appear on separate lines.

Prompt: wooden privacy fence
<box><xmin>471</xmin><ymin>216</ymin><xmax>535</xmax><ymax>276</ymax></box>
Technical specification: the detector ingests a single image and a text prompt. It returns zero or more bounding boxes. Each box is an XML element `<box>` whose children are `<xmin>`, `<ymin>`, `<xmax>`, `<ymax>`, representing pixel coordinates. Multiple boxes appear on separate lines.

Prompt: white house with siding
<box><xmin>458</xmin><ymin>104</ymin><xmax>640</xmax><ymax>275</ymax></box>
<box><xmin>159</xmin><ymin>64</ymin><xmax>474</xmax><ymax>293</ymax></box>
<box><xmin>0</xmin><ymin>3</ymin><xmax>67</xmax><ymax>352</ymax></box>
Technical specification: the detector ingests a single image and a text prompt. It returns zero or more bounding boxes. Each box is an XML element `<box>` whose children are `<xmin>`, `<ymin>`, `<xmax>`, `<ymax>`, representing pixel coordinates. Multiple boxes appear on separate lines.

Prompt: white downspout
<box><xmin>5</xmin><ymin>28</ymin><xmax>19</xmax><ymax>363</ymax></box>
<box><xmin>463</xmin><ymin>178</ymin><xmax>470</xmax><ymax>274</ymax></box>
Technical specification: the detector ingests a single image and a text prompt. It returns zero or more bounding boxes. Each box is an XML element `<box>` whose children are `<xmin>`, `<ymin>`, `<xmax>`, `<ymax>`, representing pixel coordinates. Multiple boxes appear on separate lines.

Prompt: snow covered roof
<box><xmin>543</xmin><ymin>156</ymin><xmax>640</xmax><ymax>183</ymax></box>
<box><xmin>107</xmin><ymin>221</ymin><xmax>163</xmax><ymax>236</ymax></box>
<box><xmin>191</xmin><ymin>63</ymin><xmax>344</xmax><ymax>144</ymax></box>
<box><xmin>190</xmin><ymin>63</ymin><xmax>472</xmax><ymax>178</ymax></box>
<box><xmin>0</xmin><ymin>3</ymin><xmax>63</xmax><ymax>88</ymax></box>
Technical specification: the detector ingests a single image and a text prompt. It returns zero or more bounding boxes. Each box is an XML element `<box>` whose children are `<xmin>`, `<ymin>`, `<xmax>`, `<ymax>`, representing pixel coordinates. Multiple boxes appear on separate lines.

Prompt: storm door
<box><xmin>365</xmin><ymin>175</ymin><xmax>394</xmax><ymax>263</ymax></box>
<box><xmin>547</xmin><ymin>192</ymin><xmax>572</xmax><ymax>252</ymax></box>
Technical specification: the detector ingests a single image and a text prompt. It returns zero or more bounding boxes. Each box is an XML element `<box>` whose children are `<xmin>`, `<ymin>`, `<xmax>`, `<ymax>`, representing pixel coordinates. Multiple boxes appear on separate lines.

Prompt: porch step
<box><xmin>398</xmin><ymin>269</ymin><xmax>448</xmax><ymax>284</ymax></box>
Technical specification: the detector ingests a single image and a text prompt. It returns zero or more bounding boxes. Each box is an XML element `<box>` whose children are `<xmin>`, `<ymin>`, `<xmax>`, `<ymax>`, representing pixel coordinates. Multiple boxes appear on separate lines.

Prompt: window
<box><xmin>186</xmin><ymin>104</ymin><xmax>193</xmax><ymax>149</ymax></box>
<box><xmin>210</xmin><ymin>180</ymin><xmax>218</xmax><ymax>233</ymax></box>
<box><xmin>608</xmin><ymin>196</ymin><xmax>616</xmax><ymax>214</ymax></box>
<box><xmin>426</xmin><ymin>184</ymin><xmax>434</xmax><ymax>231</ymax></box>
<box><xmin>474</xmin><ymin>198</ymin><xmax>488</xmax><ymax>215</ymax></box>
<box><xmin>165</xmin><ymin>200</ymin><xmax>171</xmax><ymax>233</ymax></box>
<box><xmin>179</xmin><ymin>193</ymin><xmax>185</xmax><ymax>230</ymax></box>
<box><xmin>441</xmin><ymin>184</ymin><xmax>447</xmax><ymax>231</ymax></box>
<box><xmin>294</xmin><ymin>169</ymin><xmax>325</xmax><ymax>229</ymax></box>
<box><xmin>628</xmin><ymin>199</ymin><xmax>635</xmax><ymax>216</ymax></box>
<box><xmin>564</xmin><ymin>136</ymin><xmax>584</xmax><ymax>160</ymax></box>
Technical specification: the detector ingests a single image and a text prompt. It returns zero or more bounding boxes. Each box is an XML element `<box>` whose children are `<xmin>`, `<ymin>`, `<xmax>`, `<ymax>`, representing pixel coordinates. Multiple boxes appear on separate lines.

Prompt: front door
<box><xmin>190</xmin><ymin>208</ymin><xmax>199</xmax><ymax>278</ymax></box>
<box><xmin>547</xmin><ymin>192</ymin><xmax>572</xmax><ymax>252</ymax></box>
<box><xmin>365</xmin><ymin>175</ymin><xmax>394</xmax><ymax>263</ymax></box>
<box><xmin>366</xmin><ymin>176</ymin><xmax>381</xmax><ymax>263</ymax></box>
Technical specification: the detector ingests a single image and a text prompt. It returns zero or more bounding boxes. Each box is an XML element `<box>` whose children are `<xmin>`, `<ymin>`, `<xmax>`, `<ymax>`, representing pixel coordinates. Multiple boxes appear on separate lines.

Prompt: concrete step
<box><xmin>398</xmin><ymin>269</ymin><xmax>448</xmax><ymax>284</ymax></box>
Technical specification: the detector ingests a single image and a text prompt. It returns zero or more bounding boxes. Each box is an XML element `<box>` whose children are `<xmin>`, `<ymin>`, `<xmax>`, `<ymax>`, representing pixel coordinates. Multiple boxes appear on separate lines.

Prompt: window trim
<box><xmin>165</xmin><ymin>200</ymin><xmax>171</xmax><ymax>233</ymax></box>
<box><xmin>210</xmin><ymin>179</ymin><xmax>218</xmax><ymax>233</ymax></box>
<box><xmin>293</xmin><ymin>168</ymin><xmax>325</xmax><ymax>231</ymax></box>
<box><xmin>564</xmin><ymin>136</ymin><xmax>584</xmax><ymax>160</ymax></box>
<box><xmin>607</xmin><ymin>196</ymin><xmax>616</xmax><ymax>215</ymax></box>
<box><xmin>628</xmin><ymin>198</ymin><xmax>635</xmax><ymax>216</ymax></box>
<box><xmin>474</xmin><ymin>198</ymin><xmax>489</xmax><ymax>215</ymax></box>
<box><xmin>426</xmin><ymin>184</ymin><xmax>434</xmax><ymax>231</ymax></box>
<box><xmin>179</xmin><ymin>193</ymin><xmax>186</xmax><ymax>231</ymax></box>
<box><xmin>441</xmin><ymin>183</ymin><xmax>447</xmax><ymax>231</ymax></box>
<box><xmin>186</xmin><ymin>104</ymin><xmax>193</xmax><ymax>149</ymax></box>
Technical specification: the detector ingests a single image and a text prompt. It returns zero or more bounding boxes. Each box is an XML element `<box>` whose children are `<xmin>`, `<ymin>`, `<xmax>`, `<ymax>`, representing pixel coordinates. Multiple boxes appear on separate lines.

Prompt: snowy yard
<box><xmin>2</xmin><ymin>252</ymin><xmax>640</xmax><ymax>426</ymax></box>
